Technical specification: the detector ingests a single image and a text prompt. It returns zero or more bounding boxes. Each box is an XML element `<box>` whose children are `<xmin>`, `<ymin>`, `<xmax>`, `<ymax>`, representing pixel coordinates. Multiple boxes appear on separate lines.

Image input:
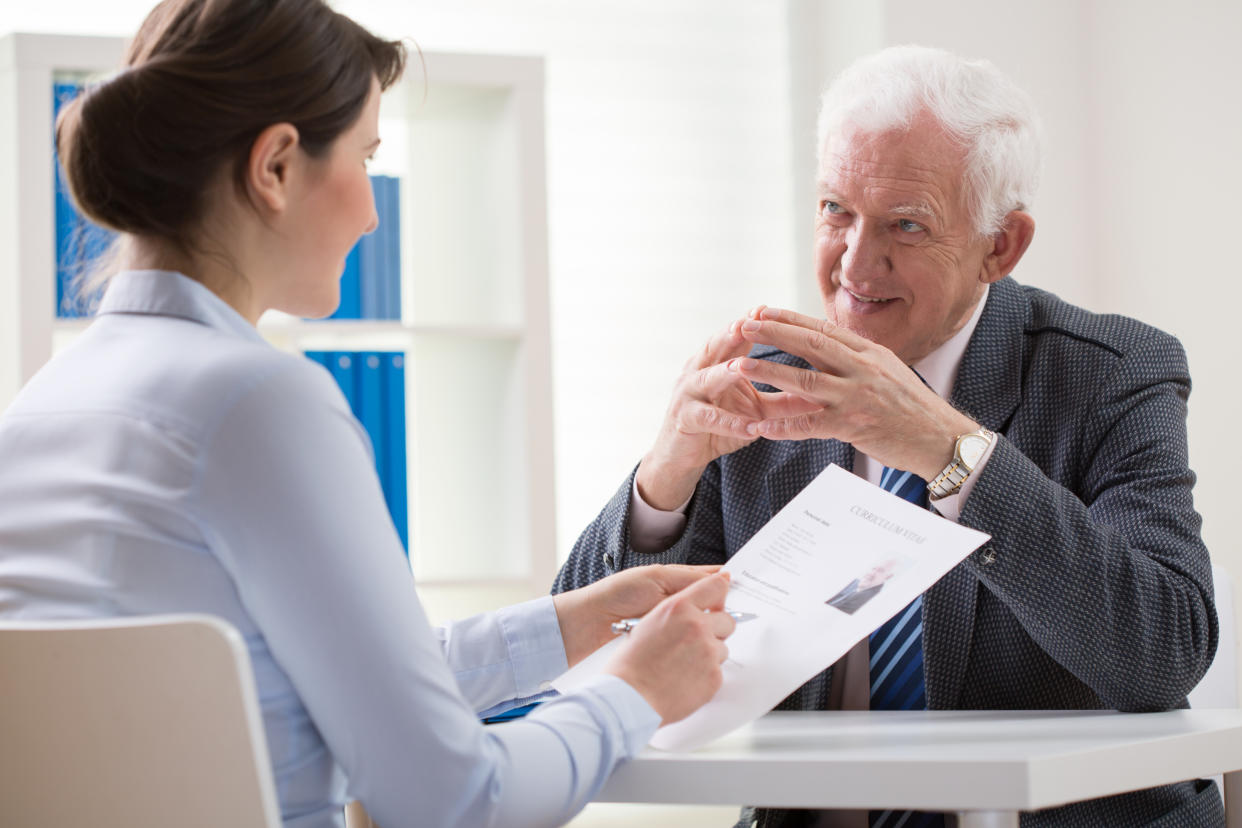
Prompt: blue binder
<box><xmin>359</xmin><ymin>176</ymin><xmax>384</xmax><ymax>319</ymax></box>
<box><xmin>303</xmin><ymin>351</ymin><xmax>331</xmax><ymax>372</ymax></box>
<box><xmin>327</xmin><ymin>352</ymin><xmax>358</xmax><ymax>412</ymax></box>
<box><xmin>52</xmin><ymin>81</ymin><xmax>113</xmax><ymax>318</ymax></box>
<box><xmin>357</xmin><ymin>352</ymin><xmax>386</xmax><ymax>488</ymax></box>
<box><xmin>383</xmin><ymin>176</ymin><xmax>402</xmax><ymax>320</ymax></box>
<box><xmin>331</xmin><ymin>246</ymin><xmax>362</xmax><ymax>319</ymax></box>
<box><xmin>383</xmin><ymin>352</ymin><xmax>409</xmax><ymax>552</ymax></box>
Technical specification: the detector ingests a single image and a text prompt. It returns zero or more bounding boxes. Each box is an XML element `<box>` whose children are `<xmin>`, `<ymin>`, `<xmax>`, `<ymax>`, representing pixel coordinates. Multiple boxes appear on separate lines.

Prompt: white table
<box><xmin>596</xmin><ymin>709</ymin><xmax>1242</xmax><ymax>827</ymax></box>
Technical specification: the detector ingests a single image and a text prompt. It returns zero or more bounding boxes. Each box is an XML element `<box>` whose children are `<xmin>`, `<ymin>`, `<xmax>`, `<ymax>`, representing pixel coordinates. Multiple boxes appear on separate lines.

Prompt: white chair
<box><xmin>0</xmin><ymin>614</ymin><xmax>281</xmax><ymax>828</ymax></box>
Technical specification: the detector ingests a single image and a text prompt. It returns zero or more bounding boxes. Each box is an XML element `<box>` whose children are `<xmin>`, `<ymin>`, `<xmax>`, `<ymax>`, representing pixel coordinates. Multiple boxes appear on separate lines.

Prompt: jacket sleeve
<box><xmin>959</xmin><ymin>332</ymin><xmax>1216</xmax><ymax>711</ymax></box>
<box><xmin>551</xmin><ymin>462</ymin><xmax>730</xmax><ymax>593</ymax></box>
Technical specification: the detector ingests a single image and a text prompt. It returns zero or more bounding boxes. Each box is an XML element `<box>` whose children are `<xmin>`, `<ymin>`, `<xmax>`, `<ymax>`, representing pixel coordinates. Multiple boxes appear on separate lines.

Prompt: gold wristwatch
<box><xmin>928</xmin><ymin>427</ymin><xmax>995</xmax><ymax>499</ymax></box>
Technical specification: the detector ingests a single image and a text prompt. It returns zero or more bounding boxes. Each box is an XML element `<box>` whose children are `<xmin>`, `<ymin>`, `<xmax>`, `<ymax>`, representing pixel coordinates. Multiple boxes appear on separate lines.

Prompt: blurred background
<box><xmin>5</xmin><ymin>0</ymin><xmax>1238</xmax><ymax>823</ymax></box>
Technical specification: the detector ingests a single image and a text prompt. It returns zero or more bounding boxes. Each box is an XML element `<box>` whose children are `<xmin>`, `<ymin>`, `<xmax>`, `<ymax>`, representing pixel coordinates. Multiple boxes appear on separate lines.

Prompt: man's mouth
<box><xmin>845</xmin><ymin>287</ymin><xmax>893</xmax><ymax>304</ymax></box>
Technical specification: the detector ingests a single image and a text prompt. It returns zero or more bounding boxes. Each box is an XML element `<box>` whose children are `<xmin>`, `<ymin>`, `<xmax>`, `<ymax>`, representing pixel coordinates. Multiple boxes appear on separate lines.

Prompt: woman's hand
<box><xmin>553</xmin><ymin>564</ymin><xmax>722</xmax><ymax>667</ymax></box>
<box><xmin>603</xmin><ymin>571</ymin><xmax>736</xmax><ymax>724</ymax></box>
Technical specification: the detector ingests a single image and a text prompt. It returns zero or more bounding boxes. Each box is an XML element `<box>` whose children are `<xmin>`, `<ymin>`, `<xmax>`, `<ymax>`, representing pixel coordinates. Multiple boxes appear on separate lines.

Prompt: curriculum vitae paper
<box><xmin>553</xmin><ymin>463</ymin><xmax>990</xmax><ymax>751</ymax></box>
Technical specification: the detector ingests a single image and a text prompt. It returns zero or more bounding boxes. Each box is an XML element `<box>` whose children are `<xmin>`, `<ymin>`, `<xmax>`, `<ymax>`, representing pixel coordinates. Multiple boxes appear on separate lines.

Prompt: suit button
<box><xmin>979</xmin><ymin>546</ymin><xmax>996</xmax><ymax>566</ymax></box>
<box><xmin>603</xmin><ymin>552</ymin><xmax>615</xmax><ymax>570</ymax></box>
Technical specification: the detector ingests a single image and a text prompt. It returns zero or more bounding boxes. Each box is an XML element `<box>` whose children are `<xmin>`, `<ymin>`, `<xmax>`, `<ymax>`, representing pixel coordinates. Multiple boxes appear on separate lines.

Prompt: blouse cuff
<box><xmin>496</xmin><ymin>595</ymin><xmax>571</xmax><ymax>699</ymax></box>
<box><xmin>578</xmin><ymin>674</ymin><xmax>662</xmax><ymax>756</ymax></box>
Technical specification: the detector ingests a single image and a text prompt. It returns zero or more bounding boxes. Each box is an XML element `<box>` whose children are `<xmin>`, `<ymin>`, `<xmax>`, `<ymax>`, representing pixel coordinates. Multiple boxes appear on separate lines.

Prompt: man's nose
<box><xmin>840</xmin><ymin>221</ymin><xmax>890</xmax><ymax>280</ymax></box>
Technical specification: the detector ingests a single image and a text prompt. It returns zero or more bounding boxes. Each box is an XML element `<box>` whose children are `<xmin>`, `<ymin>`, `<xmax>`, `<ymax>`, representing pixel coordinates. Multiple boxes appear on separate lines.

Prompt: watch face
<box><xmin>958</xmin><ymin>434</ymin><xmax>990</xmax><ymax>468</ymax></box>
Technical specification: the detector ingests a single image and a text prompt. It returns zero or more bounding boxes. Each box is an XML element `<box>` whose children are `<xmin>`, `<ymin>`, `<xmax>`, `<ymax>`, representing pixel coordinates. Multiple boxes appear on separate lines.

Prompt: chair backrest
<box><xmin>0</xmin><ymin>614</ymin><xmax>282</xmax><ymax>828</ymax></box>
<box><xmin>1189</xmin><ymin>564</ymin><xmax>1239</xmax><ymax>709</ymax></box>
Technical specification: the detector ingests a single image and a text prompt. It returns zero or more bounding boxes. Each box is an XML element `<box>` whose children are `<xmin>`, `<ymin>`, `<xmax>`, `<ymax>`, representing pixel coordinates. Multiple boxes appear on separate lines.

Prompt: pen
<box><xmin>611</xmin><ymin>610</ymin><xmax>747</xmax><ymax>635</ymax></box>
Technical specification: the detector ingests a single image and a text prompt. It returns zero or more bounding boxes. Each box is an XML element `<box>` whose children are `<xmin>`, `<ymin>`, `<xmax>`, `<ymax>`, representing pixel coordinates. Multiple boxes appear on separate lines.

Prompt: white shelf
<box><xmin>1</xmin><ymin>33</ymin><xmax>558</xmax><ymax>615</ymax></box>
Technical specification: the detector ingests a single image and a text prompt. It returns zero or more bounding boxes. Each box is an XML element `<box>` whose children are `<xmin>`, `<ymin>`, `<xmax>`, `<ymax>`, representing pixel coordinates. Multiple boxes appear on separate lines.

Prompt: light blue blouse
<box><xmin>0</xmin><ymin>270</ymin><xmax>659</xmax><ymax>828</ymax></box>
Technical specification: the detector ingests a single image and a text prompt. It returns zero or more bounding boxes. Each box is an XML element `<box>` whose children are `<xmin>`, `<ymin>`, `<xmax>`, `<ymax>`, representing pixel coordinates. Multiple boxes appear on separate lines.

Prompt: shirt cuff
<box><xmin>495</xmin><ymin>595</ymin><xmax>571</xmax><ymax>699</ymax></box>
<box><xmin>929</xmin><ymin>434</ymin><xmax>998</xmax><ymax>522</ymax></box>
<box><xmin>577</xmin><ymin>674</ymin><xmax>662</xmax><ymax>756</ymax></box>
<box><xmin>628</xmin><ymin>474</ymin><xmax>691</xmax><ymax>554</ymax></box>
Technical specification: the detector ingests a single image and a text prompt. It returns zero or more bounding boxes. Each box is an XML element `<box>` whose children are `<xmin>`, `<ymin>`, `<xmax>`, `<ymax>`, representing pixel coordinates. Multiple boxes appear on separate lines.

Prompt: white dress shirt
<box><xmin>0</xmin><ymin>270</ymin><xmax>659</xmax><ymax>828</ymax></box>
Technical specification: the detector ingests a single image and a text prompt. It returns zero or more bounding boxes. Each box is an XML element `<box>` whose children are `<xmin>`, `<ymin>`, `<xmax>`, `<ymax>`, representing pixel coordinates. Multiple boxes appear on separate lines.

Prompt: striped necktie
<box><xmin>869</xmin><ymin>466</ymin><xmax>944</xmax><ymax>828</ymax></box>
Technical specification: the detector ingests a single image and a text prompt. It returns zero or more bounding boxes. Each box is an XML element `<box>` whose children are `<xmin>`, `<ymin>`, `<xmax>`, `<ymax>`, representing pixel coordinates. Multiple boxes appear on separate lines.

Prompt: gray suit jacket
<box><xmin>553</xmin><ymin>277</ymin><xmax>1222</xmax><ymax>826</ymax></box>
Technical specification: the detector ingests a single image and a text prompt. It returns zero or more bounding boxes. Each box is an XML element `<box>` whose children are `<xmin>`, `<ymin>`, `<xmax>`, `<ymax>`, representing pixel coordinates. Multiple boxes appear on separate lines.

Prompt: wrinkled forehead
<box><xmin>818</xmin><ymin>119</ymin><xmax>971</xmax><ymax>221</ymax></box>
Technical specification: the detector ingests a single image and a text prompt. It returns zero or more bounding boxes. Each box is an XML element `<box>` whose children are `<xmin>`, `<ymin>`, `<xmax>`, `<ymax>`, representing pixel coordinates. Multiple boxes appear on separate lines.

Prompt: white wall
<box><xmin>1084</xmin><ymin>0</ymin><xmax>1242</xmax><ymax>604</ymax></box>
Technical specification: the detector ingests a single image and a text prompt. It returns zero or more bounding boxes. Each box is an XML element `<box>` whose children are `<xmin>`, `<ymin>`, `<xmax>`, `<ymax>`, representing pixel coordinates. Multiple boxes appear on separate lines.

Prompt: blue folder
<box><xmin>52</xmin><ymin>82</ymin><xmax>114</xmax><ymax>318</ymax></box>
<box><xmin>327</xmin><ymin>353</ymin><xmax>358</xmax><ymax>412</ymax></box>
<box><xmin>383</xmin><ymin>176</ymin><xmax>402</xmax><ymax>320</ymax></box>
<box><xmin>359</xmin><ymin>177</ymin><xmax>384</xmax><ymax>319</ymax></box>
<box><xmin>331</xmin><ymin>247</ymin><xmax>362</xmax><ymax>319</ymax></box>
<box><xmin>357</xmin><ymin>352</ymin><xmax>387</xmax><ymax>491</ymax></box>
<box><xmin>383</xmin><ymin>352</ymin><xmax>408</xmax><ymax>552</ymax></box>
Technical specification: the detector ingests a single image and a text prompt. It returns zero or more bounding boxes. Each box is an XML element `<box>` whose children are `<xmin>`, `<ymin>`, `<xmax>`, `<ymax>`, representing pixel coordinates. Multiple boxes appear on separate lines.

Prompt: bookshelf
<box><xmin>0</xmin><ymin>33</ymin><xmax>557</xmax><ymax>620</ymax></box>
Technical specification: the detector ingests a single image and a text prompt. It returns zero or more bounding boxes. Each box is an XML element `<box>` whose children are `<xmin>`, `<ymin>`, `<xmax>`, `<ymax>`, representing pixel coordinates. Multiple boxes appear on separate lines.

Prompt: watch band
<box><xmin>928</xmin><ymin>427</ymin><xmax>995</xmax><ymax>499</ymax></box>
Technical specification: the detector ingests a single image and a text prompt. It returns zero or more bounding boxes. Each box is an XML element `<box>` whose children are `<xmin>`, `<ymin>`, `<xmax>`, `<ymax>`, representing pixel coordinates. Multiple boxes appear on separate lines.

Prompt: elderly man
<box><xmin>553</xmin><ymin>45</ymin><xmax>1220</xmax><ymax>827</ymax></box>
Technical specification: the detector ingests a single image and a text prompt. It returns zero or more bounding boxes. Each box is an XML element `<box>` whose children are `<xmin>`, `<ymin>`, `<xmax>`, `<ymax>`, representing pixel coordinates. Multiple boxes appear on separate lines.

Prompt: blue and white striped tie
<box><xmin>869</xmin><ymin>466</ymin><xmax>944</xmax><ymax>828</ymax></box>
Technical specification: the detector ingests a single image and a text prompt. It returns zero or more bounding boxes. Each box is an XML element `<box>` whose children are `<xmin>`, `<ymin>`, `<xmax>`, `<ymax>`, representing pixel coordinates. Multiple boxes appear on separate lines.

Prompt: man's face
<box><xmin>859</xmin><ymin>559</ymin><xmax>898</xmax><ymax>588</ymax></box>
<box><xmin>815</xmin><ymin>114</ymin><xmax>994</xmax><ymax>364</ymax></box>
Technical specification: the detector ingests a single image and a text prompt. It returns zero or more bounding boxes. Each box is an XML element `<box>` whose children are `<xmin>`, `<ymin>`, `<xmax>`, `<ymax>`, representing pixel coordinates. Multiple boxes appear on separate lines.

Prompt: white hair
<box><xmin>817</xmin><ymin>45</ymin><xmax>1044</xmax><ymax>237</ymax></box>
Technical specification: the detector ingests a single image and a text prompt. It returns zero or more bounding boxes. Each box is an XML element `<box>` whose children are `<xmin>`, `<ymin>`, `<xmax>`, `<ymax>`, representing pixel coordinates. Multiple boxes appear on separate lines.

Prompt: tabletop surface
<box><xmin>596</xmin><ymin>709</ymin><xmax>1242</xmax><ymax>812</ymax></box>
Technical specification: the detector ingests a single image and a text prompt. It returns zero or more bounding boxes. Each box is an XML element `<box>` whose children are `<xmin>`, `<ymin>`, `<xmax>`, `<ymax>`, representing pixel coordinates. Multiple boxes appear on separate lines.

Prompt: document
<box><xmin>552</xmin><ymin>463</ymin><xmax>990</xmax><ymax>751</ymax></box>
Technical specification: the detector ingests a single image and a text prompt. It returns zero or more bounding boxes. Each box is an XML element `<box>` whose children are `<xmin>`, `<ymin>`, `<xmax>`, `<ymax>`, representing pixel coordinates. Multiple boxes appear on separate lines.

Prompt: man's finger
<box><xmin>738</xmin><ymin>319</ymin><xmax>857</xmax><ymax>373</ymax></box>
<box><xmin>682</xmin><ymin>400</ymin><xmax>757</xmax><ymax>439</ymax></box>
<box><xmin>756</xmin><ymin>412</ymin><xmax>827</xmax><ymax>440</ymax></box>
<box><xmin>689</xmin><ymin>318</ymin><xmax>753</xmax><ymax>371</ymax></box>
<box><xmin>732</xmin><ymin>358</ymin><xmax>844</xmax><ymax>404</ymax></box>
<box><xmin>756</xmin><ymin>306</ymin><xmax>873</xmax><ymax>352</ymax></box>
<box><xmin>753</xmin><ymin>390</ymin><xmax>826</xmax><ymax>419</ymax></box>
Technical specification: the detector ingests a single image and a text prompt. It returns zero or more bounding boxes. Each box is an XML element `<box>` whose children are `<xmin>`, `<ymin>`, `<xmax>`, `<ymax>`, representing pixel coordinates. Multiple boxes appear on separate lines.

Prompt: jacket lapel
<box><xmin>925</xmin><ymin>277</ymin><xmax>1029</xmax><ymax>708</ymax></box>
<box><xmin>951</xmin><ymin>276</ymin><xmax>1027</xmax><ymax>433</ymax></box>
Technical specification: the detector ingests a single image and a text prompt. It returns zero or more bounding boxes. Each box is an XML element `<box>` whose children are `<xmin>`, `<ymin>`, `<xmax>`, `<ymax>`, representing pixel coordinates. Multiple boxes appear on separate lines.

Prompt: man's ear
<box><xmin>981</xmin><ymin>210</ymin><xmax>1036</xmax><ymax>284</ymax></box>
<box><xmin>246</xmin><ymin>123</ymin><xmax>301</xmax><ymax>214</ymax></box>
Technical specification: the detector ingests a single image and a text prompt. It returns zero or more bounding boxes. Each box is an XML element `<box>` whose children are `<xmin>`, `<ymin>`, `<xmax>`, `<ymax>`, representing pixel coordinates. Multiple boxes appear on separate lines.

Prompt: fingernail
<box><xmin>741</xmin><ymin>320</ymin><xmax>760</xmax><ymax>332</ymax></box>
<box><xmin>727</xmin><ymin>358</ymin><xmax>741</xmax><ymax>372</ymax></box>
<box><xmin>745</xmin><ymin>422</ymin><xmax>758</xmax><ymax>436</ymax></box>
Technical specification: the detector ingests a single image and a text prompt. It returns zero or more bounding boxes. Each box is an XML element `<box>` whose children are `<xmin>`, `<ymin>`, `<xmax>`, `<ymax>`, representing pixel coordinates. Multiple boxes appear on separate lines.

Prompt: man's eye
<box><xmin>820</xmin><ymin>200</ymin><xmax>845</xmax><ymax>216</ymax></box>
<box><xmin>897</xmin><ymin>218</ymin><xmax>925</xmax><ymax>233</ymax></box>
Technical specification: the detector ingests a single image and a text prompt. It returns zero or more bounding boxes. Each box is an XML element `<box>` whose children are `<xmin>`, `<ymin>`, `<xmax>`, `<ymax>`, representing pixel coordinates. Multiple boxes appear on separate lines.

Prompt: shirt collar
<box><xmin>97</xmin><ymin>270</ymin><xmax>266</xmax><ymax>345</ymax></box>
<box><xmin>910</xmin><ymin>284</ymin><xmax>989</xmax><ymax>399</ymax></box>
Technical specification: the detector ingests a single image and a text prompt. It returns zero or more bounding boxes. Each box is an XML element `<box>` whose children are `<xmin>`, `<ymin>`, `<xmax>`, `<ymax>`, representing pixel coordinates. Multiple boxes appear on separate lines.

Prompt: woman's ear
<box><xmin>246</xmin><ymin>123</ymin><xmax>301</xmax><ymax>214</ymax></box>
<box><xmin>981</xmin><ymin>210</ymin><xmax>1036</xmax><ymax>284</ymax></box>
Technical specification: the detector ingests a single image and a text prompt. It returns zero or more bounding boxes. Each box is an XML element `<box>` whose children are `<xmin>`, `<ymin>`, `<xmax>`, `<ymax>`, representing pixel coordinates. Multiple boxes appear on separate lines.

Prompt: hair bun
<box><xmin>57</xmin><ymin>66</ymin><xmax>201</xmax><ymax>238</ymax></box>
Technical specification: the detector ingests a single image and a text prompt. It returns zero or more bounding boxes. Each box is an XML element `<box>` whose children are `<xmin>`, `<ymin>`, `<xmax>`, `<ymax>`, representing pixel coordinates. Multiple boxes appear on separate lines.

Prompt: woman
<box><xmin>0</xmin><ymin>0</ymin><xmax>735</xmax><ymax>826</ymax></box>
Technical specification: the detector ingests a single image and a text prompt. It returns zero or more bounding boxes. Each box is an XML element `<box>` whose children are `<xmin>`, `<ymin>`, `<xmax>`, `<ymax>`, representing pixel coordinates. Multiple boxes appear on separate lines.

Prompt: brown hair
<box><xmin>55</xmin><ymin>0</ymin><xmax>406</xmax><ymax>252</ymax></box>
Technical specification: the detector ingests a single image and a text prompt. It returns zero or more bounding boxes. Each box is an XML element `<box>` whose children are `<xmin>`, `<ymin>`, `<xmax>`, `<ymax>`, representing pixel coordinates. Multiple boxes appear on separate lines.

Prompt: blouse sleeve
<box><xmin>191</xmin><ymin>357</ymin><xmax>660</xmax><ymax>828</ymax></box>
